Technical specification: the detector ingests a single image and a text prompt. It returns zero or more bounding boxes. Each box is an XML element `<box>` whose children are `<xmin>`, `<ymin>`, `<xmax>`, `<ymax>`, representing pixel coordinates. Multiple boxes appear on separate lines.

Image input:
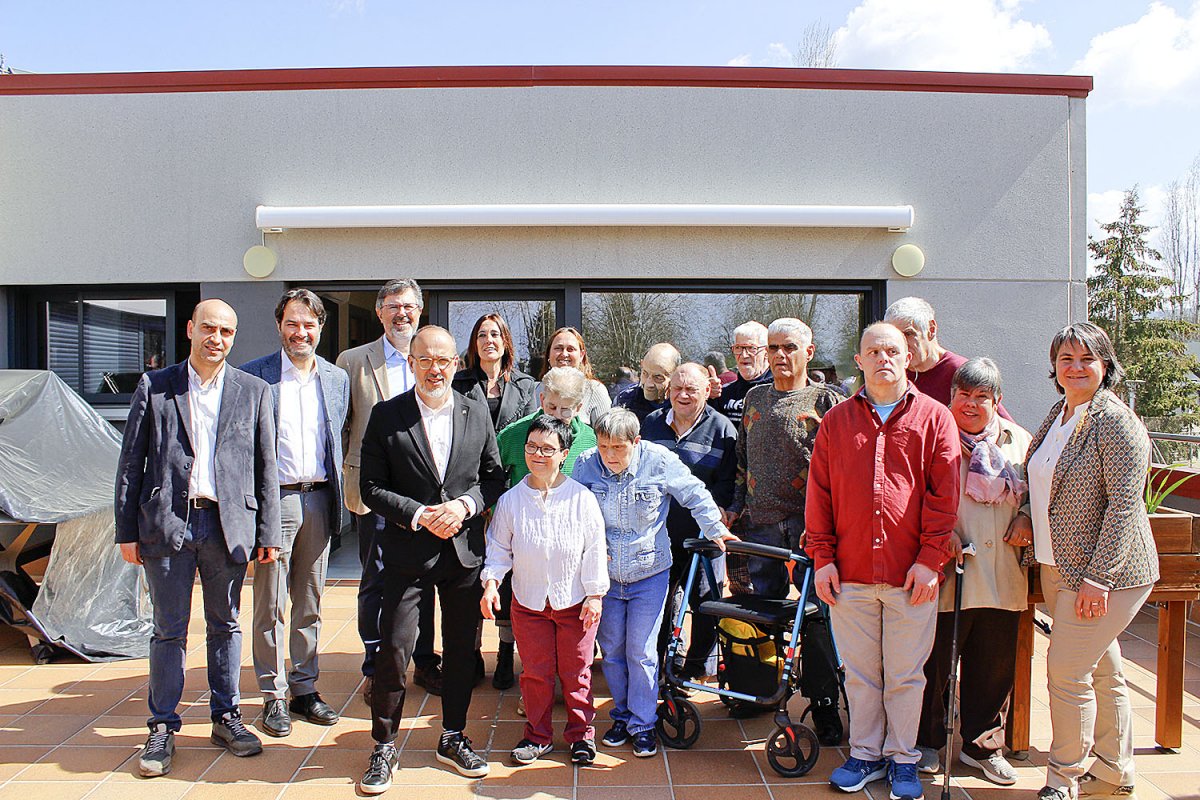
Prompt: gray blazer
<box><xmin>239</xmin><ymin>351</ymin><xmax>351</xmax><ymax>530</ymax></box>
<box><xmin>114</xmin><ymin>361</ymin><xmax>282</xmax><ymax>564</ymax></box>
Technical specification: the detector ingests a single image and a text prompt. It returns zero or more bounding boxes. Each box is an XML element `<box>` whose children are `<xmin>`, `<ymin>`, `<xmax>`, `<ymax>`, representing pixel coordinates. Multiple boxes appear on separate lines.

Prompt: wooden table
<box><xmin>1006</xmin><ymin>510</ymin><xmax>1200</xmax><ymax>754</ymax></box>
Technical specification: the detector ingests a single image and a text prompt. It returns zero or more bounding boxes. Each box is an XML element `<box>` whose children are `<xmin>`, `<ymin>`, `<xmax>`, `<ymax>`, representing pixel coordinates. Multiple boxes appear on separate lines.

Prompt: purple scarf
<box><xmin>960</xmin><ymin>416</ymin><xmax>1027</xmax><ymax>506</ymax></box>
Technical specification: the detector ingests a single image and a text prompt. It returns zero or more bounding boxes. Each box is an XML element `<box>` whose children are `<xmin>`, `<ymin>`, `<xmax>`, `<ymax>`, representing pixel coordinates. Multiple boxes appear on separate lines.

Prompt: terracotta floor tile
<box><xmin>16</xmin><ymin>745</ymin><xmax>139</xmax><ymax>781</ymax></box>
<box><xmin>27</xmin><ymin>688</ymin><xmax>131</xmax><ymax>716</ymax></box>
<box><xmin>0</xmin><ymin>665</ymin><xmax>33</xmax><ymax>686</ymax></box>
<box><xmin>769</xmin><ymin>783</ymin><xmax>876</xmax><ymax>800</ymax></box>
<box><xmin>290</xmin><ymin>744</ymin><xmax>370</xmax><ymax>784</ymax></box>
<box><xmin>64</xmin><ymin>715</ymin><xmax>164</xmax><ymax>746</ymax></box>
<box><xmin>197</xmin><ymin>748</ymin><xmax>308</xmax><ymax>783</ymax></box>
<box><xmin>0</xmin><ymin>746</ymin><xmax>50</xmax><ymax>781</ymax></box>
<box><xmin>476</xmin><ymin>788</ymin><xmax>574</xmax><ymax>800</ymax></box>
<box><xmin>107</xmin><ymin>743</ymin><xmax>224</xmax><ymax>782</ymax></box>
<box><xmin>576</xmin><ymin>787</ymin><xmax>673</xmax><ymax>800</ymax></box>
<box><xmin>754</xmin><ymin>744</ymin><xmax>849</xmax><ymax>783</ymax></box>
<box><xmin>400</xmin><ymin>719</ymin><xmax>496</xmax><ymax>751</ymax></box>
<box><xmin>665</xmin><ymin>747</ymin><xmax>765</xmax><ymax>785</ymax></box>
<box><xmin>84</xmin><ymin>780</ymin><xmax>191</xmax><ymax>800</ymax></box>
<box><xmin>2</xmin><ymin>664</ymin><xmax>100</xmax><ymax>690</ymax></box>
<box><xmin>480</xmin><ymin>752</ymin><xmax>575</xmax><ymax>786</ymax></box>
<box><xmin>674</xmin><ymin>785</ymin><xmax>773</xmax><ymax>800</ymax></box>
<box><xmin>577</xmin><ymin>748</ymin><xmax>669</xmax><ymax>785</ymax></box>
<box><xmin>0</xmin><ymin>713</ymin><xmax>92</xmax><ymax>746</ymax></box>
<box><xmin>393</xmin><ymin>750</ymin><xmax>482</xmax><ymax>786</ymax></box>
<box><xmin>0</xmin><ymin>784</ymin><xmax>94</xmax><ymax>800</ymax></box>
<box><xmin>0</xmin><ymin>689</ymin><xmax>64</xmax><ymax>716</ymax></box>
<box><xmin>177</xmin><ymin>784</ymin><xmax>283</xmax><ymax>800</ymax></box>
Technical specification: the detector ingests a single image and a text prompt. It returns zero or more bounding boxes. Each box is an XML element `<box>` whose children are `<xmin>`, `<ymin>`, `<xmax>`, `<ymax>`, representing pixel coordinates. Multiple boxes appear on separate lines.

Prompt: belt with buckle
<box><xmin>189</xmin><ymin>497</ymin><xmax>218</xmax><ymax>510</ymax></box>
<box><xmin>281</xmin><ymin>481</ymin><xmax>328</xmax><ymax>493</ymax></box>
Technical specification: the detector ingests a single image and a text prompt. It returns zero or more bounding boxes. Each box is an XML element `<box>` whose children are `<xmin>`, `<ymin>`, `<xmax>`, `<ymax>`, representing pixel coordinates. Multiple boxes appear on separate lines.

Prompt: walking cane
<box><xmin>941</xmin><ymin>542</ymin><xmax>976</xmax><ymax>800</ymax></box>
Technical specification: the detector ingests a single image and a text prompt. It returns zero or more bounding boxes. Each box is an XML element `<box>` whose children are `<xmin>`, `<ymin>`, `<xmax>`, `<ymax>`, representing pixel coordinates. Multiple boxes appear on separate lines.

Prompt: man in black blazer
<box><xmin>115</xmin><ymin>299</ymin><xmax>281</xmax><ymax>778</ymax></box>
<box><xmin>357</xmin><ymin>326</ymin><xmax>504</xmax><ymax>793</ymax></box>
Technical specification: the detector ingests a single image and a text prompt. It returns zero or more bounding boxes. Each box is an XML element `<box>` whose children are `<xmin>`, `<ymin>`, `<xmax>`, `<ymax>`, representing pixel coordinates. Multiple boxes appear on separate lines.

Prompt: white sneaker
<box><xmin>959</xmin><ymin>751</ymin><xmax>1017</xmax><ymax>786</ymax></box>
<box><xmin>916</xmin><ymin>746</ymin><xmax>941</xmax><ymax>775</ymax></box>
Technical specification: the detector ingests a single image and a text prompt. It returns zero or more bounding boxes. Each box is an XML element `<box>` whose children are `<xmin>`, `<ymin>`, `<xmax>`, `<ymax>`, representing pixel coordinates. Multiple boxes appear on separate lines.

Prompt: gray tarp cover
<box><xmin>0</xmin><ymin>370</ymin><xmax>152</xmax><ymax>659</ymax></box>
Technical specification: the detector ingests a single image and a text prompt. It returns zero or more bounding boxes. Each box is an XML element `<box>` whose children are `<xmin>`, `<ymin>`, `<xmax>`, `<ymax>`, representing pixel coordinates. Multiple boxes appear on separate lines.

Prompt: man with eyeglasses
<box><xmin>336</xmin><ymin>279</ymin><xmax>444</xmax><ymax>704</ymax></box>
<box><xmin>724</xmin><ymin>317</ymin><xmax>845</xmax><ymax>745</ymax></box>
<box><xmin>707</xmin><ymin>320</ymin><xmax>772</xmax><ymax>427</ymax></box>
<box><xmin>356</xmin><ymin>326</ymin><xmax>505</xmax><ymax>791</ymax></box>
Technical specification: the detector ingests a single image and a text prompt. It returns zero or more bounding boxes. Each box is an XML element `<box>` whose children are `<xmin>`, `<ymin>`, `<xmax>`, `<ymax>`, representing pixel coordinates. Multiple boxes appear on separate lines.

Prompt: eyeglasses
<box><xmin>524</xmin><ymin>443</ymin><xmax>565</xmax><ymax>457</ymax></box>
<box><xmin>731</xmin><ymin>345</ymin><xmax>764</xmax><ymax>355</ymax></box>
<box><xmin>414</xmin><ymin>356</ymin><xmax>456</xmax><ymax>370</ymax></box>
<box><xmin>382</xmin><ymin>303</ymin><xmax>421</xmax><ymax>314</ymax></box>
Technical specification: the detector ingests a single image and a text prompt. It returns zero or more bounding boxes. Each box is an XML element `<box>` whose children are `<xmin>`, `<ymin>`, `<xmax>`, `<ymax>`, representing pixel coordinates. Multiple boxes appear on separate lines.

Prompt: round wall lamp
<box><xmin>243</xmin><ymin>245</ymin><xmax>278</xmax><ymax>278</ymax></box>
<box><xmin>891</xmin><ymin>244</ymin><xmax>925</xmax><ymax>277</ymax></box>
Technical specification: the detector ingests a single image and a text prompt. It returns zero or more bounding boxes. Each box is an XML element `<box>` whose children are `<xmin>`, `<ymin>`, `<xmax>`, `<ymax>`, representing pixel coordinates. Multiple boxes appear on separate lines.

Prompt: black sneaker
<box><xmin>289</xmin><ymin>691</ymin><xmax>339</xmax><ymax>725</ymax></box>
<box><xmin>436</xmin><ymin>731</ymin><xmax>490</xmax><ymax>777</ymax></box>
<box><xmin>211</xmin><ymin>710</ymin><xmax>263</xmax><ymax>757</ymax></box>
<box><xmin>413</xmin><ymin>664</ymin><xmax>444</xmax><ymax>697</ymax></box>
<box><xmin>493</xmin><ymin>641</ymin><xmax>516</xmax><ymax>690</ymax></box>
<box><xmin>360</xmin><ymin>743</ymin><xmax>398</xmax><ymax>795</ymax></box>
<box><xmin>601</xmin><ymin>720</ymin><xmax>630</xmax><ymax>747</ymax></box>
<box><xmin>261</xmin><ymin>698</ymin><xmax>291</xmax><ymax>737</ymax></box>
<box><xmin>138</xmin><ymin>723</ymin><xmax>175</xmax><ymax>777</ymax></box>
<box><xmin>570</xmin><ymin>738</ymin><xmax>597</xmax><ymax>765</ymax></box>
<box><xmin>812</xmin><ymin>704</ymin><xmax>844</xmax><ymax>746</ymax></box>
<box><xmin>632</xmin><ymin>730</ymin><xmax>658</xmax><ymax>758</ymax></box>
<box><xmin>510</xmin><ymin>738</ymin><xmax>553</xmax><ymax>765</ymax></box>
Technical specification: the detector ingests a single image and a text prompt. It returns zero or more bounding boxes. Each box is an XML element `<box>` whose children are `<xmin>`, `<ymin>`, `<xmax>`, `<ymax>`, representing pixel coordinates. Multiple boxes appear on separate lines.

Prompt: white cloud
<box><xmin>726</xmin><ymin>43</ymin><xmax>793</xmax><ymax>67</ymax></box>
<box><xmin>833</xmin><ymin>0</ymin><xmax>1051</xmax><ymax>72</ymax></box>
<box><xmin>1072</xmin><ymin>1</ymin><xmax>1200</xmax><ymax>108</ymax></box>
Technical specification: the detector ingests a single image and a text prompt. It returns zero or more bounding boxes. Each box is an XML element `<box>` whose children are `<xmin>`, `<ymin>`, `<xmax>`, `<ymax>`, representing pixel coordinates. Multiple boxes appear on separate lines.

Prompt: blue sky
<box><xmin>4</xmin><ymin>0</ymin><xmax>1199</xmax><ymax>246</ymax></box>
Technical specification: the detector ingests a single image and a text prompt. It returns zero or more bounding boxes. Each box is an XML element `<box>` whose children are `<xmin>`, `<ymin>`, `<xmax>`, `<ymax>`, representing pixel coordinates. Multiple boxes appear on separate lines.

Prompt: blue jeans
<box><xmin>597</xmin><ymin>568</ymin><xmax>670</xmax><ymax>735</ymax></box>
<box><xmin>742</xmin><ymin>514</ymin><xmax>805</xmax><ymax>599</ymax></box>
<box><xmin>141</xmin><ymin>507</ymin><xmax>246</xmax><ymax>730</ymax></box>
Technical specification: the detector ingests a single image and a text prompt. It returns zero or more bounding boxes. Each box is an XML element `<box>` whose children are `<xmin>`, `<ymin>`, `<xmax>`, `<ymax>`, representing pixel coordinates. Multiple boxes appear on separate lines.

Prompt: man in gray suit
<box><xmin>240</xmin><ymin>289</ymin><xmax>350</xmax><ymax>738</ymax></box>
<box><xmin>115</xmin><ymin>298</ymin><xmax>281</xmax><ymax>778</ymax></box>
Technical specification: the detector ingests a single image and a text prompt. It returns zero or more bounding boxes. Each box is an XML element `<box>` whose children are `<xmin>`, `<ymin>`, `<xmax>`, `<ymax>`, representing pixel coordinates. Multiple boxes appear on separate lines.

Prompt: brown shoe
<box><xmin>413</xmin><ymin>664</ymin><xmax>444</xmax><ymax>696</ymax></box>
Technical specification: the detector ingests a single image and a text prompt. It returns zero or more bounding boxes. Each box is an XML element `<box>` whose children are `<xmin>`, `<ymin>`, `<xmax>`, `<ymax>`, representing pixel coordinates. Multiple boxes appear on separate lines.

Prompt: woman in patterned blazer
<box><xmin>1008</xmin><ymin>322</ymin><xmax>1159</xmax><ymax>800</ymax></box>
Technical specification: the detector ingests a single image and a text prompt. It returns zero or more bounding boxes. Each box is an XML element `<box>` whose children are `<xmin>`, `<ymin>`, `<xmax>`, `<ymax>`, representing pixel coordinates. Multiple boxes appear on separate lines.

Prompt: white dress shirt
<box><xmin>382</xmin><ymin>337</ymin><xmax>415</xmax><ymax>400</ymax></box>
<box><xmin>481</xmin><ymin>476</ymin><xmax>610</xmax><ymax>610</ymax></box>
<box><xmin>187</xmin><ymin>360</ymin><xmax>225</xmax><ymax>501</ymax></box>
<box><xmin>1028</xmin><ymin>401</ymin><xmax>1091</xmax><ymax>567</ymax></box>
<box><xmin>410</xmin><ymin>391</ymin><xmax>477</xmax><ymax>529</ymax></box>
<box><xmin>277</xmin><ymin>350</ymin><xmax>328</xmax><ymax>484</ymax></box>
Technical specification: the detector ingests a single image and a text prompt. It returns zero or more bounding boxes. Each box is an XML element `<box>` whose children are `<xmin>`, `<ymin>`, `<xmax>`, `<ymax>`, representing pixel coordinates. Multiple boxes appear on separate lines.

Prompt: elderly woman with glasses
<box><xmin>481</xmin><ymin>415</ymin><xmax>609</xmax><ymax>767</ymax></box>
<box><xmin>572</xmin><ymin>408</ymin><xmax>737</xmax><ymax>759</ymax></box>
<box><xmin>535</xmin><ymin>327</ymin><xmax>612</xmax><ymax>425</ymax></box>
<box><xmin>1006</xmin><ymin>322</ymin><xmax>1159</xmax><ymax>800</ymax></box>
<box><xmin>913</xmin><ymin>358</ymin><xmax>1031</xmax><ymax>786</ymax></box>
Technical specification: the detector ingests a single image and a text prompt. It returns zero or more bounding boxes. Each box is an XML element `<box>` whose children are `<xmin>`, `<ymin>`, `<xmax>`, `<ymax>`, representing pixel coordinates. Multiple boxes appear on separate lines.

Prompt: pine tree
<box><xmin>1087</xmin><ymin>187</ymin><xmax>1200</xmax><ymax>420</ymax></box>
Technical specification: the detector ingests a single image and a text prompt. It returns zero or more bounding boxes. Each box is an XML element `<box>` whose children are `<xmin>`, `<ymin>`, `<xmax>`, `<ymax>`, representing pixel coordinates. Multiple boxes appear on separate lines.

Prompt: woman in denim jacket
<box><xmin>572</xmin><ymin>408</ymin><xmax>736</xmax><ymax>758</ymax></box>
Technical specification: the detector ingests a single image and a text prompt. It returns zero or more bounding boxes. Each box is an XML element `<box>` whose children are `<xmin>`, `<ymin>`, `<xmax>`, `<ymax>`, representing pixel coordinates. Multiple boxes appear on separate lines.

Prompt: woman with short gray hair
<box><xmin>914</xmin><ymin>358</ymin><xmax>1031</xmax><ymax>786</ymax></box>
<box><xmin>571</xmin><ymin>408</ymin><xmax>737</xmax><ymax>758</ymax></box>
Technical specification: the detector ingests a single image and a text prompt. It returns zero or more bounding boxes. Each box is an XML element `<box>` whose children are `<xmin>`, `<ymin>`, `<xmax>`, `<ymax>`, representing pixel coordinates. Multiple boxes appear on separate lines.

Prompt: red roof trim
<box><xmin>0</xmin><ymin>65</ymin><xmax>1092</xmax><ymax>98</ymax></box>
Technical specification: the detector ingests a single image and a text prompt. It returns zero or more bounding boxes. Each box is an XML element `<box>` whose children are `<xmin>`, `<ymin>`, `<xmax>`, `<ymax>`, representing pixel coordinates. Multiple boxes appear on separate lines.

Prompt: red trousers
<box><xmin>511</xmin><ymin>599</ymin><xmax>599</xmax><ymax>745</ymax></box>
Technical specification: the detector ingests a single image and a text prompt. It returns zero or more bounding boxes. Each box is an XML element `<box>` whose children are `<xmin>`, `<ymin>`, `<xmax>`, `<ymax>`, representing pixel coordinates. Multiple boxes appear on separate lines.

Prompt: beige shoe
<box><xmin>516</xmin><ymin>695</ymin><xmax>526</xmax><ymax>717</ymax></box>
<box><xmin>1078</xmin><ymin>773</ymin><xmax>1136</xmax><ymax>800</ymax></box>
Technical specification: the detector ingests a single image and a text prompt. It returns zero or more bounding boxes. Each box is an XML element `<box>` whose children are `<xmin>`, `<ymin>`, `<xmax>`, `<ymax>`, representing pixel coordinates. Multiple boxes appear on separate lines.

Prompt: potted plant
<box><xmin>1146</xmin><ymin>464</ymin><xmax>1198</xmax><ymax>554</ymax></box>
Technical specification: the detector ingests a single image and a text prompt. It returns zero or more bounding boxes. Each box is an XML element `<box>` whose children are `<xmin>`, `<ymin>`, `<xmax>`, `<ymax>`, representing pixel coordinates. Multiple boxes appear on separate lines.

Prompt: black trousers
<box><xmin>657</xmin><ymin>539</ymin><xmax>719</xmax><ymax>675</ymax></box>
<box><xmin>916</xmin><ymin>607</ymin><xmax>1020</xmax><ymax>758</ymax></box>
<box><xmin>371</xmin><ymin>547</ymin><xmax>483</xmax><ymax>742</ymax></box>
<box><xmin>356</xmin><ymin>512</ymin><xmax>440</xmax><ymax>676</ymax></box>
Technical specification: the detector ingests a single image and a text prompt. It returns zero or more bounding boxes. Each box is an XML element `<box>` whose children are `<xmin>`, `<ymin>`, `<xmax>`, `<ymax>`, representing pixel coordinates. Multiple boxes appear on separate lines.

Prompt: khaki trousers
<box><xmin>1041</xmin><ymin>565</ymin><xmax>1152</xmax><ymax>794</ymax></box>
<box><xmin>829</xmin><ymin>583</ymin><xmax>938</xmax><ymax>763</ymax></box>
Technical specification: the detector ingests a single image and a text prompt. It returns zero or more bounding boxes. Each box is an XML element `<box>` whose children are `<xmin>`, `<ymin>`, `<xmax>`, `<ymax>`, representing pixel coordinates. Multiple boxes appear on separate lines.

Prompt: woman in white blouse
<box><xmin>481</xmin><ymin>415</ymin><xmax>609</xmax><ymax>768</ymax></box>
<box><xmin>1008</xmin><ymin>322</ymin><xmax>1158</xmax><ymax>800</ymax></box>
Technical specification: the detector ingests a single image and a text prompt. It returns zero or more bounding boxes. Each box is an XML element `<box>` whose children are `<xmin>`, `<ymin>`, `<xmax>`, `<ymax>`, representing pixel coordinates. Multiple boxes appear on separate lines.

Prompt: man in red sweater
<box><xmin>805</xmin><ymin>323</ymin><xmax>960</xmax><ymax>800</ymax></box>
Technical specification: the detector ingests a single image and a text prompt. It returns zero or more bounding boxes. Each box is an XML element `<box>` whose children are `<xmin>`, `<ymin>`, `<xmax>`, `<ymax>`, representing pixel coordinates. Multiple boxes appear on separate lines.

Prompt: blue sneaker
<box><xmin>830</xmin><ymin>757</ymin><xmax>889</xmax><ymax>792</ymax></box>
<box><xmin>888</xmin><ymin>760</ymin><xmax>925</xmax><ymax>800</ymax></box>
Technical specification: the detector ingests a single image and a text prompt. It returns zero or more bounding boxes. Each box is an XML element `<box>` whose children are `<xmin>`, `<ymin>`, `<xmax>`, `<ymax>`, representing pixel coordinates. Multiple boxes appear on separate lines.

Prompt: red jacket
<box><xmin>805</xmin><ymin>384</ymin><xmax>960</xmax><ymax>588</ymax></box>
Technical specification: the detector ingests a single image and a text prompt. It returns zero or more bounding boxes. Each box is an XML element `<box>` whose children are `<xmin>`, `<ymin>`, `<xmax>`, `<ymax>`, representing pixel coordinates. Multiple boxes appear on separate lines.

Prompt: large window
<box><xmin>40</xmin><ymin>293</ymin><xmax>175</xmax><ymax>402</ymax></box>
<box><xmin>581</xmin><ymin>288</ymin><xmax>869</xmax><ymax>393</ymax></box>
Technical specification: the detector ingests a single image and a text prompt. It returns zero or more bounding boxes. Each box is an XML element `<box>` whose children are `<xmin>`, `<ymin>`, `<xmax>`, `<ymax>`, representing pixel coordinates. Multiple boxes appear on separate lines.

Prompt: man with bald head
<box><xmin>115</xmin><ymin>299</ymin><xmax>281</xmax><ymax>777</ymax></box>
<box><xmin>641</xmin><ymin>362</ymin><xmax>737</xmax><ymax>679</ymax></box>
<box><xmin>614</xmin><ymin>342</ymin><xmax>681</xmax><ymax>423</ymax></box>
<box><xmin>356</xmin><ymin>325</ymin><xmax>505</xmax><ymax>791</ymax></box>
<box><xmin>805</xmin><ymin>323</ymin><xmax>960</xmax><ymax>800</ymax></box>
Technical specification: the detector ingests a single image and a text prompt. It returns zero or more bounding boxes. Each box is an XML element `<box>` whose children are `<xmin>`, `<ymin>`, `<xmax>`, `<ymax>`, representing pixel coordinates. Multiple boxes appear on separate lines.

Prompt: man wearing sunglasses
<box><xmin>356</xmin><ymin>326</ymin><xmax>505</xmax><ymax>792</ymax></box>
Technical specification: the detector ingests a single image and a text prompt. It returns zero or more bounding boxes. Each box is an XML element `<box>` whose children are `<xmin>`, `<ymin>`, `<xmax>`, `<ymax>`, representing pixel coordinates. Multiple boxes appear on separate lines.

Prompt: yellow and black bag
<box><xmin>716</xmin><ymin>617</ymin><xmax>784</xmax><ymax>717</ymax></box>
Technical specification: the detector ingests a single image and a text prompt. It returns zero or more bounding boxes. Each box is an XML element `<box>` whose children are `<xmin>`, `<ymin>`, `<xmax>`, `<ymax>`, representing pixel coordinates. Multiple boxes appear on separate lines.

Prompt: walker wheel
<box><xmin>765</xmin><ymin>723</ymin><xmax>819</xmax><ymax>777</ymax></box>
<box><xmin>656</xmin><ymin>695</ymin><xmax>701</xmax><ymax>749</ymax></box>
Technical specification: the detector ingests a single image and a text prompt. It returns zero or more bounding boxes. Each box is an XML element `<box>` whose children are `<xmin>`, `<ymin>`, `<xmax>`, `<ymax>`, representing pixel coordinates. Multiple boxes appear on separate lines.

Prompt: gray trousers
<box><xmin>253</xmin><ymin>487</ymin><xmax>332</xmax><ymax>699</ymax></box>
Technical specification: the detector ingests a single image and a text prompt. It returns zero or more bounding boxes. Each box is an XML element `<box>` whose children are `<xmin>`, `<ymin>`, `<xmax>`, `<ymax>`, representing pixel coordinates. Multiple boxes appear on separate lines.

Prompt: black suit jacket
<box><xmin>358</xmin><ymin>388</ymin><xmax>504</xmax><ymax>571</ymax></box>
<box><xmin>114</xmin><ymin>361</ymin><xmax>282</xmax><ymax>563</ymax></box>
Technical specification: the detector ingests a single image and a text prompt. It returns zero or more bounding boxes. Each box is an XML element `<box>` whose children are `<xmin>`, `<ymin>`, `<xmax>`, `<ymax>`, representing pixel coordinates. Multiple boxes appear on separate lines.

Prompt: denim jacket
<box><xmin>572</xmin><ymin>440</ymin><xmax>730</xmax><ymax>585</ymax></box>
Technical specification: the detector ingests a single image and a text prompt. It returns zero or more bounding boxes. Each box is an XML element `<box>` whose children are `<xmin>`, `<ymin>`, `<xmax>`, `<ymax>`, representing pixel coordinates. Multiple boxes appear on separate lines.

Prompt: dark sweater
<box><xmin>614</xmin><ymin>384</ymin><xmax>669</xmax><ymax>423</ymax></box>
<box><xmin>707</xmin><ymin>369</ymin><xmax>773</xmax><ymax>427</ymax></box>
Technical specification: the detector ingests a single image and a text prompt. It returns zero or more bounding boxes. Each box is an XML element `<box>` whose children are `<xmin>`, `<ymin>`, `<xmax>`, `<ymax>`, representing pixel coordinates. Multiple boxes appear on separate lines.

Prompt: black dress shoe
<box><xmin>413</xmin><ymin>663</ymin><xmax>444</xmax><ymax>696</ymax></box>
<box><xmin>289</xmin><ymin>692</ymin><xmax>340</xmax><ymax>726</ymax></box>
<box><xmin>261</xmin><ymin>698</ymin><xmax>292</xmax><ymax>737</ymax></box>
<box><xmin>492</xmin><ymin>641</ymin><xmax>515</xmax><ymax>690</ymax></box>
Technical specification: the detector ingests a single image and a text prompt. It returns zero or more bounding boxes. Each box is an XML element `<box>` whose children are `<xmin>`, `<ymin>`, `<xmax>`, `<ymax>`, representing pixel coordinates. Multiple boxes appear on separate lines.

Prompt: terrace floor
<box><xmin>1</xmin><ymin>582</ymin><xmax>1197</xmax><ymax>800</ymax></box>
